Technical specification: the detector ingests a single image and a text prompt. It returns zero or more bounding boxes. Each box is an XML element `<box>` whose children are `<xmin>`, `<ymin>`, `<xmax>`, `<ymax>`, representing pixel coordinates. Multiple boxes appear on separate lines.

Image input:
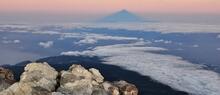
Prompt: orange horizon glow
<box><xmin>0</xmin><ymin>0</ymin><xmax>220</xmax><ymax>15</ymax></box>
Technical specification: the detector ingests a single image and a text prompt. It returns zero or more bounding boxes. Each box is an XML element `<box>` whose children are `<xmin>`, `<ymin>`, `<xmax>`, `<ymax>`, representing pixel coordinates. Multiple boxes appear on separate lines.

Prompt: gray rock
<box><xmin>57</xmin><ymin>64</ymin><xmax>106</xmax><ymax>95</ymax></box>
<box><xmin>92</xmin><ymin>87</ymin><xmax>109</xmax><ymax>95</ymax></box>
<box><xmin>0</xmin><ymin>78</ymin><xmax>13</xmax><ymax>92</ymax></box>
<box><xmin>51</xmin><ymin>92</ymin><xmax>65</xmax><ymax>95</ymax></box>
<box><xmin>0</xmin><ymin>62</ymin><xmax>58</xmax><ymax>95</ymax></box>
<box><xmin>103</xmin><ymin>82</ymin><xmax>120</xmax><ymax>95</ymax></box>
<box><xmin>0</xmin><ymin>63</ymin><xmax>138</xmax><ymax>95</ymax></box>
<box><xmin>89</xmin><ymin>68</ymin><xmax>104</xmax><ymax>83</ymax></box>
<box><xmin>114</xmin><ymin>81</ymin><xmax>138</xmax><ymax>95</ymax></box>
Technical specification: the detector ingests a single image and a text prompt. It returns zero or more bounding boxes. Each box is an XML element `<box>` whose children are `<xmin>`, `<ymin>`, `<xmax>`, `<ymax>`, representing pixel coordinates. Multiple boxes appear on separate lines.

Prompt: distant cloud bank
<box><xmin>1</xmin><ymin>23</ymin><xmax>220</xmax><ymax>34</ymax></box>
<box><xmin>61</xmin><ymin>42</ymin><xmax>220</xmax><ymax>95</ymax></box>
<box><xmin>1</xmin><ymin>39</ymin><xmax>21</xmax><ymax>44</ymax></box>
<box><xmin>69</xmin><ymin>22</ymin><xmax>220</xmax><ymax>33</ymax></box>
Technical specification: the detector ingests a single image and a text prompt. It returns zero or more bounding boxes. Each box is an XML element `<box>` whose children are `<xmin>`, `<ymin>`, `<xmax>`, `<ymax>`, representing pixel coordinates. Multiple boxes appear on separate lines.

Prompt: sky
<box><xmin>0</xmin><ymin>0</ymin><xmax>220</xmax><ymax>23</ymax></box>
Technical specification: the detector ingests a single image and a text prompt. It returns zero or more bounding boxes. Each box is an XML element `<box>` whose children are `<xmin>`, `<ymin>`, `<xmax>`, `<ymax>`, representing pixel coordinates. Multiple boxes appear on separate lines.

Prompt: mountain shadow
<box><xmin>2</xmin><ymin>55</ymin><xmax>188</xmax><ymax>95</ymax></box>
<box><xmin>99</xmin><ymin>9</ymin><xmax>144</xmax><ymax>22</ymax></box>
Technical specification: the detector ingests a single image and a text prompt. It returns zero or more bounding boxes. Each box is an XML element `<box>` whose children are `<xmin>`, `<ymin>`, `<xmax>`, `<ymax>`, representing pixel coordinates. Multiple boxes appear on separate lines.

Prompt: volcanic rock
<box><xmin>0</xmin><ymin>62</ymin><xmax>138</xmax><ymax>95</ymax></box>
<box><xmin>0</xmin><ymin>67</ymin><xmax>16</xmax><ymax>92</ymax></box>
<box><xmin>0</xmin><ymin>62</ymin><xmax>58</xmax><ymax>95</ymax></box>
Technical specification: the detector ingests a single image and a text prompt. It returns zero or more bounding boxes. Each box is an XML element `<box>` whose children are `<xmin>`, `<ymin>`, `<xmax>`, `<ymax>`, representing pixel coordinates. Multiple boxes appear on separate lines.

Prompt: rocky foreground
<box><xmin>0</xmin><ymin>62</ymin><xmax>138</xmax><ymax>95</ymax></box>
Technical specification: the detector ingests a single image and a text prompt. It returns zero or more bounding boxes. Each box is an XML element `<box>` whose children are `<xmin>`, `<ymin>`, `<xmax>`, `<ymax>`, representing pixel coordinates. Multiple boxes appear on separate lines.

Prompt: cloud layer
<box><xmin>61</xmin><ymin>42</ymin><xmax>220</xmax><ymax>95</ymax></box>
<box><xmin>68</xmin><ymin>22</ymin><xmax>220</xmax><ymax>33</ymax></box>
<box><xmin>1</xmin><ymin>23</ymin><xmax>220</xmax><ymax>34</ymax></box>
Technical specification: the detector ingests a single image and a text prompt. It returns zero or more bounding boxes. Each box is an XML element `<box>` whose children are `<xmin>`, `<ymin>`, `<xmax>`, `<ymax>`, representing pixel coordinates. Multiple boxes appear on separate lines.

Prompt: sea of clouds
<box><xmin>61</xmin><ymin>42</ymin><xmax>220</xmax><ymax>95</ymax></box>
<box><xmin>0</xmin><ymin>24</ymin><xmax>142</xmax><ymax>46</ymax></box>
<box><xmin>60</xmin><ymin>22</ymin><xmax>220</xmax><ymax>33</ymax></box>
<box><xmin>1</xmin><ymin>22</ymin><xmax>220</xmax><ymax>33</ymax></box>
<box><xmin>1</xmin><ymin>23</ymin><xmax>220</xmax><ymax>95</ymax></box>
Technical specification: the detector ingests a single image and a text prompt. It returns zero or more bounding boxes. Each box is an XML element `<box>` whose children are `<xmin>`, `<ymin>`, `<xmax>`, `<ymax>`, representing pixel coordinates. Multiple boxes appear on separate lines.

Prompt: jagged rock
<box><xmin>0</xmin><ymin>67</ymin><xmax>14</xmax><ymax>81</ymax></box>
<box><xmin>103</xmin><ymin>81</ymin><xmax>139</xmax><ymax>95</ymax></box>
<box><xmin>0</xmin><ymin>67</ymin><xmax>15</xmax><ymax>92</ymax></box>
<box><xmin>103</xmin><ymin>81</ymin><xmax>120</xmax><ymax>95</ymax></box>
<box><xmin>114</xmin><ymin>81</ymin><xmax>138</xmax><ymax>95</ymax></box>
<box><xmin>57</xmin><ymin>64</ymin><xmax>107</xmax><ymax>95</ymax></box>
<box><xmin>0</xmin><ymin>62</ymin><xmax>58</xmax><ymax>95</ymax></box>
<box><xmin>89</xmin><ymin>68</ymin><xmax>104</xmax><ymax>83</ymax></box>
<box><xmin>0</xmin><ymin>63</ymin><xmax>138</xmax><ymax>95</ymax></box>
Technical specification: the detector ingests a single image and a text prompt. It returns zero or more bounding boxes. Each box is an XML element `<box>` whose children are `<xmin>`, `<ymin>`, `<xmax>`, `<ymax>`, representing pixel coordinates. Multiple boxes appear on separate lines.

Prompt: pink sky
<box><xmin>0</xmin><ymin>0</ymin><xmax>220</xmax><ymax>15</ymax></box>
<box><xmin>0</xmin><ymin>0</ymin><xmax>220</xmax><ymax>23</ymax></box>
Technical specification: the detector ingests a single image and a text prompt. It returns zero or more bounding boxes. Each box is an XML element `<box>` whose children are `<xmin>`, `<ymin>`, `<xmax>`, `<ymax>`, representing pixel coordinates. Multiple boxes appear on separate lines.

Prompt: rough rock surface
<box><xmin>114</xmin><ymin>81</ymin><xmax>139</xmax><ymax>95</ymax></box>
<box><xmin>0</xmin><ymin>62</ymin><xmax>58</xmax><ymax>95</ymax></box>
<box><xmin>0</xmin><ymin>62</ymin><xmax>138</xmax><ymax>95</ymax></box>
<box><xmin>0</xmin><ymin>67</ymin><xmax>16</xmax><ymax>92</ymax></box>
<box><xmin>103</xmin><ymin>81</ymin><xmax>120</xmax><ymax>95</ymax></box>
<box><xmin>57</xmin><ymin>64</ymin><xmax>107</xmax><ymax>95</ymax></box>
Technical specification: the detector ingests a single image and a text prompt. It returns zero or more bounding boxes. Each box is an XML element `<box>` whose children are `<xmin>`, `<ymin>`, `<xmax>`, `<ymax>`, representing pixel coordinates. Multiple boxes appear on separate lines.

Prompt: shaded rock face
<box><xmin>0</xmin><ymin>67</ymin><xmax>16</xmax><ymax>92</ymax></box>
<box><xmin>0</xmin><ymin>62</ymin><xmax>138</xmax><ymax>95</ymax></box>
<box><xmin>114</xmin><ymin>81</ymin><xmax>138</xmax><ymax>95</ymax></box>
<box><xmin>0</xmin><ymin>67</ymin><xmax>14</xmax><ymax>81</ymax></box>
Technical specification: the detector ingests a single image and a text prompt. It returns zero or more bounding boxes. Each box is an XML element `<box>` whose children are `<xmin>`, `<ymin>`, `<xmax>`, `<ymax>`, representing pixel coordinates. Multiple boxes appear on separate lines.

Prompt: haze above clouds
<box><xmin>0</xmin><ymin>0</ymin><xmax>220</xmax><ymax>23</ymax></box>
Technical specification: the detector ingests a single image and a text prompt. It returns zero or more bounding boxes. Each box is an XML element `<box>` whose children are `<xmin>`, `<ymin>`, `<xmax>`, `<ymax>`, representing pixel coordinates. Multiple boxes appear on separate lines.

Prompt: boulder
<box><xmin>0</xmin><ymin>62</ymin><xmax>58</xmax><ymax>95</ymax></box>
<box><xmin>57</xmin><ymin>64</ymin><xmax>107</xmax><ymax>95</ymax></box>
<box><xmin>0</xmin><ymin>63</ymin><xmax>138</xmax><ymax>95</ymax></box>
<box><xmin>114</xmin><ymin>81</ymin><xmax>138</xmax><ymax>95</ymax></box>
<box><xmin>102</xmin><ymin>81</ymin><xmax>139</xmax><ymax>95</ymax></box>
<box><xmin>0</xmin><ymin>67</ymin><xmax>14</xmax><ymax>81</ymax></box>
<box><xmin>0</xmin><ymin>67</ymin><xmax>16</xmax><ymax>92</ymax></box>
<box><xmin>89</xmin><ymin>68</ymin><xmax>104</xmax><ymax>83</ymax></box>
<box><xmin>103</xmin><ymin>81</ymin><xmax>120</xmax><ymax>95</ymax></box>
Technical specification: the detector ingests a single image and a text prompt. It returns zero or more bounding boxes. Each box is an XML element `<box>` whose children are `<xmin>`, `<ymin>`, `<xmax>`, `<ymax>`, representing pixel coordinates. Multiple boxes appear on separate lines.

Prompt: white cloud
<box><xmin>2</xmin><ymin>39</ymin><xmax>21</xmax><ymax>44</ymax></box>
<box><xmin>192</xmin><ymin>44</ymin><xmax>199</xmax><ymax>48</ymax></box>
<box><xmin>61</xmin><ymin>51</ymin><xmax>95</xmax><ymax>57</ymax></box>
<box><xmin>0</xmin><ymin>24</ymin><xmax>36</xmax><ymax>33</ymax></box>
<box><xmin>61</xmin><ymin>43</ymin><xmax>220</xmax><ymax>95</ymax></box>
<box><xmin>154</xmin><ymin>39</ymin><xmax>172</xmax><ymax>44</ymax></box>
<box><xmin>154</xmin><ymin>39</ymin><xmax>164</xmax><ymax>43</ymax></box>
<box><xmin>0</xmin><ymin>24</ymin><xmax>142</xmax><ymax>45</ymax></box>
<box><xmin>1</xmin><ymin>23</ymin><xmax>220</xmax><ymax>34</ymax></box>
<box><xmin>76</xmin><ymin>38</ymin><xmax>98</xmax><ymax>44</ymax></box>
<box><xmin>13</xmin><ymin>40</ymin><xmax>20</xmax><ymax>44</ymax></box>
<box><xmin>164</xmin><ymin>40</ymin><xmax>172</xmax><ymax>44</ymax></box>
<box><xmin>217</xmin><ymin>48</ymin><xmax>220</xmax><ymax>51</ymax></box>
<box><xmin>38</xmin><ymin>41</ymin><xmax>53</xmax><ymax>48</ymax></box>
<box><xmin>32</xmin><ymin>31</ymin><xmax>60</xmax><ymax>35</ymax></box>
<box><xmin>75</xmin><ymin>34</ymin><xmax>140</xmax><ymax>44</ymax></box>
